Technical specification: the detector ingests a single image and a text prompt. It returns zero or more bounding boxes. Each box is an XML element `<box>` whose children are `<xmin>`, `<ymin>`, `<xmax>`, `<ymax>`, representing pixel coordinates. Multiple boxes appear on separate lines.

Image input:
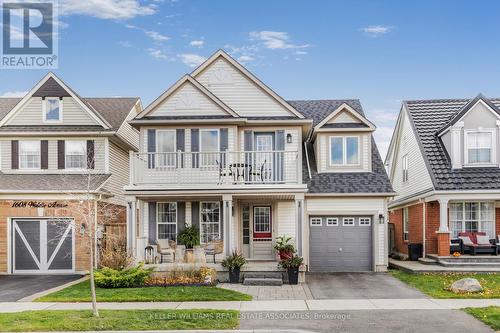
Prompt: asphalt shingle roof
<box><xmin>0</xmin><ymin>173</ymin><xmax>110</xmax><ymax>192</ymax></box>
<box><xmin>405</xmin><ymin>97</ymin><xmax>500</xmax><ymax>190</ymax></box>
<box><xmin>290</xmin><ymin>99</ymin><xmax>392</xmax><ymax>194</ymax></box>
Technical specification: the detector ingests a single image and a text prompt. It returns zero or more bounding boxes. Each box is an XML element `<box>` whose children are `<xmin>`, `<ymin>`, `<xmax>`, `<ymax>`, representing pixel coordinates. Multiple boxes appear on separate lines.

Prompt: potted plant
<box><xmin>178</xmin><ymin>225</ymin><xmax>200</xmax><ymax>249</ymax></box>
<box><xmin>279</xmin><ymin>255</ymin><xmax>303</xmax><ymax>285</ymax></box>
<box><xmin>274</xmin><ymin>235</ymin><xmax>295</xmax><ymax>260</ymax></box>
<box><xmin>221</xmin><ymin>251</ymin><xmax>246</xmax><ymax>283</ymax></box>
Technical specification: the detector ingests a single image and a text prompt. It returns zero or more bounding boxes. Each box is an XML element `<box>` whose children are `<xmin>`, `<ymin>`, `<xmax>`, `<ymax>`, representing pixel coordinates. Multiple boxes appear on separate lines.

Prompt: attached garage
<box><xmin>11</xmin><ymin>219</ymin><xmax>74</xmax><ymax>274</ymax></box>
<box><xmin>309</xmin><ymin>215</ymin><xmax>373</xmax><ymax>272</ymax></box>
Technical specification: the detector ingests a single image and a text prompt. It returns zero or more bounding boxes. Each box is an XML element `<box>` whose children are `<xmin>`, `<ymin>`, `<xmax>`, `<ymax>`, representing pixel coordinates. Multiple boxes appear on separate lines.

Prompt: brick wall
<box><xmin>0</xmin><ymin>199</ymin><xmax>126</xmax><ymax>274</ymax></box>
<box><xmin>425</xmin><ymin>201</ymin><xmax>440</xmax><ymax>254</ymax></box>
<box><xmin>389</xmin><ymin>203</ymin><xmax>424</xmax><ymax>255</ymax></box>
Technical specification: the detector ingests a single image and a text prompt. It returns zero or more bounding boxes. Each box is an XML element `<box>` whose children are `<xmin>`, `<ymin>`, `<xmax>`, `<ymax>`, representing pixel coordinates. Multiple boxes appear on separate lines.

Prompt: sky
<box><xmin>1</xmin><ymin>0</ymin><xmax>500</xmax><ymax>158</ymax></box>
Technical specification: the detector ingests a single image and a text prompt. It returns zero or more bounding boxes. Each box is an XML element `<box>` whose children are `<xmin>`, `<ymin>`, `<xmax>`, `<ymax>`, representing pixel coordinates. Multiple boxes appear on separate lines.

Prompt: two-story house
<box><xmin>125</xmin><ymin>50</ymin><xmax>393</xmax><ymax>273</ymax></box>
<box><xmin>0</xmin><ymin>73</ymin><xmax>140</xmax><ymax>274</ymax></box>
<box><xmin>386</xmin><ymin>95</ymin><xmax>500</xmax><ymax>257</ymax></box>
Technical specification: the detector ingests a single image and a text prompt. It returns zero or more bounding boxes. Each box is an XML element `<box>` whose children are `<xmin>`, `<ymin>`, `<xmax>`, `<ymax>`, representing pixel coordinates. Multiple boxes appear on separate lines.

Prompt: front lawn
<box><xmin>390</xmin><ymin>270</ymin><xmax>500</xmax><ymax>298</ymax></box>
<box><xmin>464</xmin><ymin>307</ymin><xmax>500</xmax><ymax>330</ymax></box>
<box><xmin>35</xmin><ymin>280</ymin><xmax>251</xmax><ymax>302</ymax></box>
<box><xmin>0</xmin><ymin>310</ymin><xmax>239</xmax><ymax>332</ymax></box>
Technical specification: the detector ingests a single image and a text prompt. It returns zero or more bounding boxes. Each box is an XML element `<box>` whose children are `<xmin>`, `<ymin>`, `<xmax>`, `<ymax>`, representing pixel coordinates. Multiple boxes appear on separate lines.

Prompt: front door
<box><xmin>254</xmin><ymin>133</ymin><xmax>274</xmax><ymax>182</ymax></box>
<box><xmin>251</xmin><ymin>206</ymin><xmax>274</xmax><ymax>259</ymax></box>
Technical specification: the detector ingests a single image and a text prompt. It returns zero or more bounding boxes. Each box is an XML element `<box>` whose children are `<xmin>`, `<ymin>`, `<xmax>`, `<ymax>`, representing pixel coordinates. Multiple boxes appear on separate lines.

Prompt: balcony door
<box><xmin>254</xmin><ymin>133</ymin><xmax>274</xmax><ymax>182</ymax></box>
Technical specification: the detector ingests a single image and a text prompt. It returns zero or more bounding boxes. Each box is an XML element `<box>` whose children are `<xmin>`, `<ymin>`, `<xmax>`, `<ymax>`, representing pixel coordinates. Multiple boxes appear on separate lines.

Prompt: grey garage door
<box><xmin>12</xmin><ymin>219</ymin><xmax>74</xmax><ymax>274</ymax></box>
<box><xmin>309</xmin><ymin>215</ymin><xmax>373</xmax><ymax>272</ymax></box>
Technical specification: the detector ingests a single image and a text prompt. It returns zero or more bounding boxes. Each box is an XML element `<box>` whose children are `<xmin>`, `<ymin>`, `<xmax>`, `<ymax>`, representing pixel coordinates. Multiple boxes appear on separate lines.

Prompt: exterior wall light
<box><xmin>286</xmin><ymin>133</ymin><xmax>292</xmax><ymax>144</ymax></box>
<box><xmin>378</xmin><ymin>213</ymin><xmax>385</xmax><ymax>224</ymax></box>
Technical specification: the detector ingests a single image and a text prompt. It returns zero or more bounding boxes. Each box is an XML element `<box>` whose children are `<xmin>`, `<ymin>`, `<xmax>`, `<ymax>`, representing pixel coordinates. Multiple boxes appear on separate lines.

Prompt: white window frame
<box><xmin>326</xmin><ymin>217</ymin><xmax>338</xmax><ymax>226</ymax></box>
<box><xmin>342</xmin><ymin>217</ymin><xmax>355</xmax><ymax>226</ymax></box>
<box><xmin>253</xmin><ymin>206</ymin><xmax>272</xmax><ymax>233</ymax></box>
<box><xmin>449</xmin><ymin>201</ymin><xmax>495</xmax><ymax>239</ymax></box>
<box><xmin>200</xmin><ymin>201</ymin><xmax>221</xmax><ymax>244</ymax></box>
<box><xmin>464</xmin><ymin>129</ymin><xmax>496</xmax><ymax>167</ymax></box>
<box><xmin>199</xmin><ymin>128</ymin><xmax>220</xmax><ymax>167</ymax></box>
<box><xmin>402</xmin><ymin>154</ymin><xmax>409</xmax><ymax>182</ymax></box>
<box><xmin>156</xmin><ymin>129</ymin><xmax>176</xmax><ymax>167</ymax></box>
<box><xmin>403</xmin><ymin>207</ymin><xmax>409</xmax><ymax>241</ymax></box>
<box><xmin>19</xmin><ymin>140</ymin><xmax>41</xmax><ymax>170</ymax></box>
<box><xmin>329</xmin><ymin>135</ymin><xmax>360</xmax><ymax>166</ymax></box>
<box><xmin>359</xmin><ymin>217</ymin><xmax>371</xmax><ymax>226</ymax></box>
<box><xmin>310</xmin><ymin>217</ymin><xmax>322</xmax><ymax>226</ymax></box>
<box><xmin>42</xmin><ymin>97</ymin><xmax>63</xmax><ymax>123</ymax></box>
<box><xmin>65</xmin><ymin>140</ymin><xmax>87</xmax><ymax>170</ymax></box>
<box><xmin>157</xmin><ymin>202</ymin><xmax>177</xmax><ymax>241</ymax></box>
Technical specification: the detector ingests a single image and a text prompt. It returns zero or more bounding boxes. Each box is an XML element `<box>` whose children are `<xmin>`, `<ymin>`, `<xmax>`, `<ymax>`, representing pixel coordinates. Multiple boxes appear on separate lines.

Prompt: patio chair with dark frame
<box><xmin>459</xmin><ymin>232</ymin><xmax>497</xmax><ymax>256</ymax></box>
<box><xmin>216</xmin><ymin>160</ymin><xmax>232</xmax><ymax>184</ymax></box>
<box><xmin>450</xmin><ymin>238</ymin><xmax>463</xmax><ymax>254</ymax></box>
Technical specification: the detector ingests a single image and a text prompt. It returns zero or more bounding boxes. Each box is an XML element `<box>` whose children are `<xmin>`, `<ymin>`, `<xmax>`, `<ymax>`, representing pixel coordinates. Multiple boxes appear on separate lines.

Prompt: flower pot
<box><xmin>278</xmin><ymin>250</ymin><xmax>293</xmax><ymax>260</ymax></box>
<box><xmin>228</xmin><ymin>267</ymin><xmax>241</xmax><ymax>283</ymax></box>
<box><xmin>287</xmin><ymin>267</ymin><xmax>299</xmax><ymax>285</ymax></box>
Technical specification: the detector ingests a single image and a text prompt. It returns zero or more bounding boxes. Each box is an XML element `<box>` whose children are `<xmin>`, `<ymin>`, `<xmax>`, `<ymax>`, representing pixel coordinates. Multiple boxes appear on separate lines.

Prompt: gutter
<box><xmin>303</xmin><ymin>142</ymin><xmax>312</xmax><ymax>180</ymax></box>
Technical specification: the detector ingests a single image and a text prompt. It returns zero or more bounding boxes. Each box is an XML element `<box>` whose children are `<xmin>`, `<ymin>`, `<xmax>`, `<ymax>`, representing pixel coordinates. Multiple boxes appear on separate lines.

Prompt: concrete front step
<box><xmin>438</xmin><ymin>261</ymin><xmax>500</xmax><ymax>268</ymax></box>
<box><xmin>244</xmin><ymin>272</ymin><xmax>283</xmax><ymax>279</ymax></box>
<box><xmin>243</xmin><ymin>277</ymin><xmax>283</xmax><ymax>286</ymax></box>
<box><xmin>418</xmin><ymin>257</ymin><xmax>438</xmax><ymax>265</ymax></box>
<box><xmin>428</xmin><ymin>254</ymin><xmax>500</xmax><ymax>263</ymax></box>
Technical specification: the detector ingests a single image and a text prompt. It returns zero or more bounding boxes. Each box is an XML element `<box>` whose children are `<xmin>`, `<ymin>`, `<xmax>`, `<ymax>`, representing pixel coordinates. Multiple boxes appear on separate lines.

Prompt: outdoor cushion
<box><xmin>459</xmin><ymin>236</ymin><xmax>474</xmax><ymax>246</ymax></box>
<box><xmin>458</xmin><ymin>232</ymin><xmax>486</xmax><ymax>244</ymax></box>
<box><xmin>476</xmin><ymin>235</ymin><xmax>491</xmax><ymax>245</ymax></box>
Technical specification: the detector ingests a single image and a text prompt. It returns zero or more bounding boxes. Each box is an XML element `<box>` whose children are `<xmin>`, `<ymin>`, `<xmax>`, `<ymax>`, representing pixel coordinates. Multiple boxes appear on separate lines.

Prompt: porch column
<box><xmin>126</xmin><ymin>198</ymin><xmax>137</xmax><ymax>256</ymax></box>
<box><xmin>295</xmin><ymin>194</ymin><xmax>305</xmax><ymax>256</ymax></box>
<box><xmin>436</xmin><ymin>198</ymin><xmax>450</xmax><ymax>256</ymax></box>
<box><xmin>223</xmin><ymin>194</ymin><xmax>233</xmax><ymax>256</ymax></box>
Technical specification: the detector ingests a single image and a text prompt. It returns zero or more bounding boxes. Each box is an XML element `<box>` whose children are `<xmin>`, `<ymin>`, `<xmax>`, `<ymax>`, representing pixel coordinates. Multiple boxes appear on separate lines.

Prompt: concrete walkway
<box><xmin>219</xmin><ymin>283</ymin><xmax>313</xmax><ymax>300</ymax></box>
<box><xmin>389</xmin><ymin>258</ymin><xmax>500</xmax><ymax>273</ymax></box>
<box><xmin>1</xmin><ymin>299</ymin><xmax>499</xmax><ymax>313</ymax></box>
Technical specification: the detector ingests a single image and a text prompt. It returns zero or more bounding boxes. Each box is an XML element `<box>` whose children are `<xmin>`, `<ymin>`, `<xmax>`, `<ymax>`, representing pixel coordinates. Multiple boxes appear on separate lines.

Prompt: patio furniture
<box><xmin>230</xmin><ymin>163</ymin><xmax>250</xmax><ymax>182</ymax></box>
<box><xmin>459</xmin><ymin>232</ymin><xmax>497</xmax><ymax>256</ymax></box>
<box><xmin>249</xmin><ymin>160</ymin><xmax>266</xmax><ymax>182</ymax></box>
<box><xmin>450</xmin><ymin>239</ymin><xmax>463</xmax><ymax>254</ymax></box>
<box><xmin>216</xmin><ymin>159</ymin><xmax>232</xmax><ymax>184</ymax></box>
<box><xmin>156</xmin><ymin>239</ymin><xmax>175</xmax><ymax>263</ymax></box>
<box><xmin>204</xmin><ymin>239</ymin><xmax>224</xmax><ymax>263</ymax></box>
<box><xmin>144</xmin><ymin>245</ymin><xmax>157</xmax><ymax>264</ymax></box>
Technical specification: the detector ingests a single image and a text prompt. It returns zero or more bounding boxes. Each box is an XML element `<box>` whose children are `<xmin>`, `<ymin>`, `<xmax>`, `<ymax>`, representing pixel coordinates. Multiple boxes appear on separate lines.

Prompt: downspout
<box><xmin>420</xmin><ymin>198</ymin><xmax>426</xmax><ymax>258</ymax></box>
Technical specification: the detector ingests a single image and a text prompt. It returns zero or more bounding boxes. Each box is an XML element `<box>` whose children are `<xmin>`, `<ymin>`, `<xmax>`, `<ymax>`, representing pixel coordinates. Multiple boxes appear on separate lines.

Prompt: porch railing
<box><xmin>130</xmin><ymin>150</ymin><xmax>300</xmax><ymax>186</ymax></box>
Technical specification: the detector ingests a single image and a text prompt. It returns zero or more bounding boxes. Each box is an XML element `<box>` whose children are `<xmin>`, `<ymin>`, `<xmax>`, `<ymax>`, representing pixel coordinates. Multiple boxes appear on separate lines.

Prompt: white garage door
<box><xmin>12</xmin><ymin>219</ymin><xmax>74</xmax><ymax>274</ymax></box>
<box><xmin>309</xmin><ymin>215</ymin><xmax>373</xmax><ymax>272</ymax></box>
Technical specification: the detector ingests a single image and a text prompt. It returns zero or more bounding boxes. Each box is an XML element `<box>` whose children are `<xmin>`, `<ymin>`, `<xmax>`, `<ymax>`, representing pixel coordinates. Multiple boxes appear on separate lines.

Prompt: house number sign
<box><xmin>11</xmin><ymin>201</ymin><xmax>68</xmax><ymax>208</ymax></box>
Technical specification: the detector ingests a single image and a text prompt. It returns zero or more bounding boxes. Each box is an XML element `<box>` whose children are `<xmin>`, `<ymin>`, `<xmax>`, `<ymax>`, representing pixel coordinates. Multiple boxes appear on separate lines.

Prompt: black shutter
<box><xmin>244</xmin><ymin>130</ymin><xmax>253</xmax><ymax>179</ymax></box>
<box><xmin>57</xmin><ymin>140</ymin><xmax>65</xmax><ymax>169</ymax></box>
<box><xmin>275</xmin><ymin>130</ymin><xmax>285</xmax><ymax>182</ymax></box>
<box><xmin>147</xmin><ymin>129</ymin><xmax>156</xmax><ymax>169</ymax></box>
<box><xmin>149</xmin><ymin>202</ymin><xmax>157</xmax><ymax>244</ymax></box>
<box><xmin>87</xmin><ymin>140</ymin><xmax>95</xmax><ymax>169</ymax></box>
<box><xmin>220</xmin><ymin>128</ymin><xmax>228</xmax><ymax>167</ymax></box>
<box><xmin>191</xmin><ymin>201</ymin><xmax>200</xmax><ymax>229</ymax></box>
<box><xmin>191</xmin><ymin>129</ymin><xmax>199</xmax><ymax>168</ymax></box>
<box><xmin>176</xmin><ymin>129</ymin><xmax>185</xmax><ymax>168</ymax></box>
<box><xmin>177</xmin><ymin>202</ymin><xmax>186</xmax><ymax>235</ymax></box>
<box><xmin>41</xmin><ymin>140</ymin><xmax>48</xmax><ymax>169</ymax></box>
<box><xmin>11</xmin><ymin>140</ymin><xmax>18</xmax><ymax>169</ymax></box>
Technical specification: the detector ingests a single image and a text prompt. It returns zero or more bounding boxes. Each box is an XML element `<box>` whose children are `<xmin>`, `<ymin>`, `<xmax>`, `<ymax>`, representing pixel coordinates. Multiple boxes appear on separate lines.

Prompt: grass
<box><xmin>390</xmin><ymin>270</ymin><xmax>500</xmax><ymax>298</ymax></box>
<box><xmin>0</xmin><ymin>309</ymin><xmax>239</xmax><ymax>332</ymax></box>
<box><xmin>35</xmin><ymin>280</ymin><xmax>252</xmax><ymax>302</ymax></box>
<box><xmin>464</xmin><ymin>307</ymin><xmax>500</xmax><ymax>330</ymax></box>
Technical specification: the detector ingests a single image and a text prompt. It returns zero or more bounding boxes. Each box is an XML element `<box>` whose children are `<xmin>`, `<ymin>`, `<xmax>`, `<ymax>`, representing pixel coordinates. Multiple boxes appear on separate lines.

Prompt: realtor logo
<box><xmin>1</xmin><ymin>1</ymin><xmax>58</xmax><ymax>69</ymax></box>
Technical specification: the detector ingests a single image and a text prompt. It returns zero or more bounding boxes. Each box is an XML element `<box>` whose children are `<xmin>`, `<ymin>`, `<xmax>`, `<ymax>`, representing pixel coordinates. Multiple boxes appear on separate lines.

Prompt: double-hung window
<box><xmin>200</xmin><ymin>202</ymin><xmax>220</xmax><ymax>243</ymax></box>
<box><xmin>19</xmin><ymin>141</ymin><xmax>41</xmax><ymax>169</ymax></box>
<box><xmin>65</xmin><ymin>141</ymin><xmax>86</xmax><ymax>169</ymax></box>
<box><xmin>157</xmin><ymin>202</ymin><xmax>177</xmax><ymax>241</ymax></box>
<box><xmin>43</xmin><ymin>98</ymin><xmax>62</xmax><ymax>123</ymax></box>
<box><xmin>403</xmin><ymin>207</ymin><xmax>409</xmax><ymax>241</ymax></box>
<box><xmin>466</xmin><ymin>131</ymin><xmax>494</xmax><ymax>165</ymax></box>
<box><xmin>449</xmin><ymin>202</ymin><xmax>495</xmax><ymax>238</ymax></box>
<box><xmin>156</xmin><ymin>130</ymin><xmax>176</xmax><ymax>167</ymax></box>
<box><xmin>402</xmin><ymin>154</ymin><xmax>409</xmax><ymax>182</ymax></box>
<box><xmin>330</xmin><ymin>136</ymin><xmax>359</xmax><ymax>166</ymax></box>
<box><xmin>200</xmin><ymin>129</ymin><xmax>219</xmax><ymax>166</ymax></box>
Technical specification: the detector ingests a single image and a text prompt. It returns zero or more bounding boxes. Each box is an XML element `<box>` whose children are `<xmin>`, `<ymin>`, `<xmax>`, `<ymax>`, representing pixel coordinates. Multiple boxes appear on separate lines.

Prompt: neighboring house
<box><xmin>125</xmin><ymin>49</ymin><xmax>393</xmax><ymax>272</ymax></box>
<box><xmin>386</xmin><ymin>95</ymin><xmax>500</xmax><ymax>257</ymax></box>
<box><xmin>0</xmin><ymin>73</ymin><xmax>141</xmax><ymax>274</ymax></box>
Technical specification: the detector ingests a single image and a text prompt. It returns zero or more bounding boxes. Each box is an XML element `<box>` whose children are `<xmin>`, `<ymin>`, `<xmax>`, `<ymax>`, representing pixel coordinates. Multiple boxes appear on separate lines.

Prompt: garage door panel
<box><xmin>15</xmin><ymin>221</ymin><xmax>41</xmax><ymax>261</ymax></box>
<box><xmin>14</xmin><ymin>232</ymin><xmax>40</xmax><ymax>270</ymax></box>
<box><xmin>309</xmin><ymin>215</ymin><xmax>373</xmax><ymax>272</ymax></box>
<box><xmin>48</xmin><ymin>229</ymin><xmax>73</xmax><ymax>270</ymax></box>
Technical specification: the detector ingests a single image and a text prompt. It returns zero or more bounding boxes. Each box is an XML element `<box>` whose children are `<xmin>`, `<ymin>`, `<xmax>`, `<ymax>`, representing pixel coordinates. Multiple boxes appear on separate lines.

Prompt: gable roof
<box><xmin>404</xmin><ymin>96</ymin><xmax>500</xmax><ymax>191</ymax></box>
<box><xmin>137</xmin><ymin>74</ymin><xmax>238</xmax><ymax>119</ymax></box>
<box><xmin>288</xmin><ymin>99</ymin><xmax>365</xmax><ymax>126</ymax></box>
<box><xmin>191</xmin><ymin>50</ymin><xmax>304</xmax><ymax>119</ymax></box>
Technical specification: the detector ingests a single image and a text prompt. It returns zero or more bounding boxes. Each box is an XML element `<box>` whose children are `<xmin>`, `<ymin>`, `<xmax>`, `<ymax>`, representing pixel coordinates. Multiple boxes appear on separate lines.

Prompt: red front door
<box><xmin>253</xmin><ymin>206</ymin><xmax>272</xmax><ymax>238</ymax></box>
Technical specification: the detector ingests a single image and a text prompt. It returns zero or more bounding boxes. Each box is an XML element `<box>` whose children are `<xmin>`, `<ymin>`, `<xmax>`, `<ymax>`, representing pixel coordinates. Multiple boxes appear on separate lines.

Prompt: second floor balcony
<box><xmin>129</xmin><ymin>150</ymin><xmax>301</xmax><ymax>188</ymax></box>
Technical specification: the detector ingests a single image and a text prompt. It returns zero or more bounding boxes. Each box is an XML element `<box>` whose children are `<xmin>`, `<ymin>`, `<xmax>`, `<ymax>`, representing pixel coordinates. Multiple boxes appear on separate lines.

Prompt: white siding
<box><xmin>116</xmin><ymin>104</ymin><xmax>140</xmax><ymax>150</ymax></box>
<box><xmin>195</xmin><ymin>57</ymin><xmax>295</xmax><ymax>117</ymax></box>
<box><xmin>102</xmin><ymin>141</ymin><xmax>129</xmax><ymax>205</ymax></box>
<box><xmin>0</xmin><ymin>137</ymin><xmax>105</xmax><ymax>172</ymax></box>
<box><xmin>6</xmin><ymin>97</ymin><xmax>99</xmax><ymax>126</ymax></box>
<box><xmin>327</xmin><ymin>110</ymin><xmax>361</xmax><ymax>124</ymax></box>
<box><xmin>390</xmin><ymin>107</ymin><xmax>434</xmax><ymax>201</ymax></box>
<box><xmin>316</xmin><ymin>132</ymin><xmax>371</xmax><ymax>173</ymax></box>
<box><xmin>148</xmin><ymin>82</ymin><xmax>230</xmax><ymax>117</ymax></box>
<box><xmin>277</xmin><ymin>201</ymin><xmax>296</xmax><ymax>239</ymax></box>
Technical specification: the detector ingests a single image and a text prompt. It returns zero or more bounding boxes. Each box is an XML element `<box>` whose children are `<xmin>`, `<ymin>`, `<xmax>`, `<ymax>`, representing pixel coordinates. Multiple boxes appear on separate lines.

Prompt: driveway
<box><xmin>306</xmin><ymin>272</ymin><xmax>427</xmax><ymax>299</ymax></box>
<box><xmin>0</xmin><ymin>275</ymin><xmax>82</xmax><ymax>302</ymax></box>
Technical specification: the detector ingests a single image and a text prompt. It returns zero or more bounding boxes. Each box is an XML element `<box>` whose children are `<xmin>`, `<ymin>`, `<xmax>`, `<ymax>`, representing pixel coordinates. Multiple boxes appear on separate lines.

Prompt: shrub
<box><xmin>99</xmin><ymin>238</ymin><xmax>133</xmax><ymax>270</ymax></box>
<box><xmin>221</xmin><ymin>251</ymin><xmax>246</xmax><ymax>270</ymax></box>
<box><xmin>145</xmin><ymin>267</ymin><xmax>217</xmax><ymax>286</ymax></box>
<box><xmin>94</xmin><ymin>264</ymin><xmax>154</xmax><ymax>288</ymax></box>
<box><xmin>178</xmin><ymin>225</ymin><xmax>200</xmax><ymax>248</ymax></box>
<box><xmin>278</xmin><ymin>255</ymin><xmax>304</xmax><ymax>270</ymax></box>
